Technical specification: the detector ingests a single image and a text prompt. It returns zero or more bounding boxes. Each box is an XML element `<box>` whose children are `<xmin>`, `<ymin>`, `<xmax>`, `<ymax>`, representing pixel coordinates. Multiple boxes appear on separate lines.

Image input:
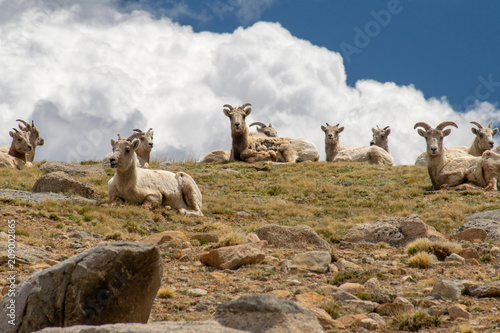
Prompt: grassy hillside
<box><xmin>1</xmin><ymin>160</ymin><xmax>499</xmax><ymax>245</ymax></box>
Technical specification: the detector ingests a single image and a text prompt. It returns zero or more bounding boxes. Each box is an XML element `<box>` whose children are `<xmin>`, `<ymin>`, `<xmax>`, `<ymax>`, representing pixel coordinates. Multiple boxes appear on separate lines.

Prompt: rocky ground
<box><xmin>1</xmin><ymin>197</ymin><xmax>500</xmax><ymax>332</ymax></box>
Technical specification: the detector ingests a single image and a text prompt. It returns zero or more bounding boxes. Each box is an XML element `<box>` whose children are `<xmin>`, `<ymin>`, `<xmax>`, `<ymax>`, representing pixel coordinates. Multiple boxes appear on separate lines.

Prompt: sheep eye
<box><xmin>125</xmin><ymin>149</ymin><xmax>130</xmax><ymax>153</ymax></box>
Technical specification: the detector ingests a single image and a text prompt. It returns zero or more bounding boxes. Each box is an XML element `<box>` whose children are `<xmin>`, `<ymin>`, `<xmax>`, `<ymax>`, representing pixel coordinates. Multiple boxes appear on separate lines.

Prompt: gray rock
<box><xmin>214</xmin><ymin>295</ymin><xmax>323</xmax><ymax>333</ymax></box>
<box><xmin>0</xmin><ymin>242</ymin><xmax>55</xmax><ymax>265</ymax></box>
<box><xmin>335</xmin><ymin>258</ymin><xmax>362</xmax><ymax>273</ymax></box>
<box><xmin>465</xmin><ymin>281</ymin><xmax>500</xmax><ymax>298</ymax></box>
<box><xmin>0</xmin><ymin>188</ymin><xmax>97</xmax><ymax>204</ymax></box>
<box><xmin>251</xmin><ymin>224</ymin><xmax>331</xmax><ymax>250</ymax></box>
<box><xmin>364</xmin><ymin>277</ymin><xmax>394</xmax><ymax>304</ymax></box>
<box><xmin>341</xmin><ymin>300</ymin><xmax>378</xmax><ymax>314</ymax></box>
<box><xmin>455</xmin><ymin>210</ymin><xmax>500</xmax><ymax>241</ymax></box>
<box><xmin>445</xmin><ymin>253</ymin><xmax>466</xmax><ymax>265</ymax></box>
<box><xmin>333</xmin><ymin>291</ymin><xmax>360</xmax><ymax>301</ymax></box>
<box><xmin>40</xmin><ymin>161</ymin><xmax>106</xmax><ymax>176</ymax></box>
<box><xmin>32</xmin><ymin>171</ymin><xmax>101</xmax><ymax>200</ymax></box>
<box><xmin>0</xmin><ymin>242</ymin><xmax>162</xmax><ymax>333</ymax></box>
<box><xmin>286</xmin><ymin>251</ymin><xmax>332</xmax><ymax>273</ymax></box>
<box><xmin>197</xmin><ymin>241</ymin><xmax>267</xmax><ymax>270</ymax></box>
<box><xmin>35</xmin><ymin>321</ymin><xmax>245</xmax><ymax>333</ymax></box>
<box><xmin>431</xmin><ymin>280</ymin><xmax>464</xmax><ymax>300</ymax></box>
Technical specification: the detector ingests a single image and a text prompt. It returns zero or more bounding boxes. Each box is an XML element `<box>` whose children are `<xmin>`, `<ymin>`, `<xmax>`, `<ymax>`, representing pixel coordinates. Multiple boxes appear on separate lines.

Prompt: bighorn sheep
<box><xmin>414</xmin><ymin>121</ymin><xmax>500</xmax><ymax>190</ymax></box>
<box><xmin>249</xmin><ymin>122</ymin><xmax>278</xmax><ymax>137</ymax></box>
<box><xmin>107</xmin><ymin>138</ymin><xmax>203</xmax><ymax>216</ymax></box>
<box><xmin>0</xmin><ymin>119</ymin><xmax>44</xmax><ymax>162</ymax></box>
<box><xmin>322</xmin><ymin>123</ymin><xmax>393</xmax><ymax>165</ymax></box>
<box><xmin>127</xmin><ymin>128</ymin><xmax>154</xmax><ymax>167</ymax></box>
<box><xmin>415</xmin><ymin>121</ymin><xmax>498</xmax><ymax>166</ymax></box>
<box><xmin>0</xmin><ymin>128</ymin><xmax>33</xmax><ymax>170</ymax></box>
<box><xmin>370</xmin><ymin>126</ymin><xmax>391</xmax><ymax>153</ymax></box>
<box><xmin>223</xmin><ymin>103</ymin><xmax>319</xmax><ymax>163</ymax></box>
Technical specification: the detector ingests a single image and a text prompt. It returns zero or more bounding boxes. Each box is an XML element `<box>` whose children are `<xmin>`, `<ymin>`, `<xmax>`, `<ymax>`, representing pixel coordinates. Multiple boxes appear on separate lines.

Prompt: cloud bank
<box><xmin>1</xmin><ymin>0</ymin><xmax>499</xmax><ymax>164</ymax></box>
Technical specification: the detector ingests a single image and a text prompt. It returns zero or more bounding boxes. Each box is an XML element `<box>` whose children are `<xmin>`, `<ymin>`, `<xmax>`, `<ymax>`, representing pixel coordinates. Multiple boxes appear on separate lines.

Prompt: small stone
<box><xmin>186</xmin><ymin>288</ymin><xmax>208</xmax><ymax>297</ymax></box>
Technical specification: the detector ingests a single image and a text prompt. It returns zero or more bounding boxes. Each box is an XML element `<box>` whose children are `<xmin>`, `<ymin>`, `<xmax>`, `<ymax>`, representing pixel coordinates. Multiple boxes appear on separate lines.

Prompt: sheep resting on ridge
<box><xmin>0</xmin><ymin>119</ymin><xmax>44</xmax><ymax>163</ymax></box>
<box><xmin>0</xmin><ymin>128</ymin><xmax>33</xmax><ymax>170</ymax></box>
<box><xmin>107</xmin><ymin>138</ymin><xmax>203</xmax><ymax>216</ymax></box>
<box><xmin>322</xmin><ymin>123</ymin><xmax>393</xmax><ymax>165</ymax></box>
<box><xmin>223</xmin><ymin>103</ymin><xmax>319</xmax><ymax>163</ymax></box>
<box><xmin>415</xmin><ymin>121</ymin><xmax>498</xmax><ymax>166</ymax></box>
<box><xmin>414</xmin><ymin>121</ymin><xmax>500</xmax><ymax>190</ymax></box>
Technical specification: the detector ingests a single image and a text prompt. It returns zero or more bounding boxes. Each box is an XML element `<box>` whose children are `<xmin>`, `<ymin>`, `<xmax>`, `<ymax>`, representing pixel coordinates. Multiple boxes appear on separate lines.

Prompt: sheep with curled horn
<box><xmin>222</xmin><ymin>103</ymin><xmax>319</xmax><ymax>163</ymax></box>
<box><xmin>107</xmin><ymin>137</ymin><xmax>203</xmax><ymax>216</ymax></box>
<box><xmin>415</xmin><ymin>121</ymin><xmax>499</xmax><ymax>166</ymax></box>
<box><xmin>127</xmin><ymin>128</ymin><xmax>154</xmax><ymax>167</ymax></box>
<box><xmin>0</xmin><ymin>119</ymin><xmax>44</xmax><ymax>163</ymax></box>
<box><xmin>0</xmin><ymin>128</ymin><xmax>33</xmax><ymax>170</ymax></box>
<box><xmin>249</xmin><ymin>122</ymin><xmax>278</xmax><ymax>137</ymax></box>
<box><xmin>322</xmin><ymin>123</ymin><xmax>393</xmax><ymax>165</ymax></box>
<box><xmin>414</xmin><ymin>121</ymin><xmax>500</xmax><ymax>190</ymax></box>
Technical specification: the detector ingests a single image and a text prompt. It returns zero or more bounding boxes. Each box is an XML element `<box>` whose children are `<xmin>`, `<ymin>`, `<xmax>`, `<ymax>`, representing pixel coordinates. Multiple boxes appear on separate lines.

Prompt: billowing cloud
<box><xmin>0</xmin><ymin>1</ymin><xmax>499</xmax><ymax>165</ymax></box>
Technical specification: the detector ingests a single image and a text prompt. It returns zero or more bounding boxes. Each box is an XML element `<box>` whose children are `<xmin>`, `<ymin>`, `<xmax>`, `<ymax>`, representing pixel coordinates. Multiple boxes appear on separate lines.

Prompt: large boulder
<box><xmin>214</xmin><ymin>295</ymin><xmax>324</xmax><ymax>333</ymax></box>
<box><xmin>251</xmin><ymin>224</ymin><xmax>330</xmax><ymax>250</ymax></box>
<box><xmin>197</xmin><ymin>241</ymin><xmax>267</xmax><ymax>270</ymax></box>
<box><xmin>0</xmin><ymin>242</ymin><xmax>162</xmax><ymax>333</ymax></box>
<box><xmin>454</xmin><ymin>210</ymin><xmax>500</xmax><ymax>241</ymax></box>
<box><xmin>32</xmin><ymin>171</ymin><xmax>101</xmax><ymax>200</ymax></box>
<box><xmin>39</xmin><ymin>161</ymin><xmax>106</xmax><ymax>177</ymax></box>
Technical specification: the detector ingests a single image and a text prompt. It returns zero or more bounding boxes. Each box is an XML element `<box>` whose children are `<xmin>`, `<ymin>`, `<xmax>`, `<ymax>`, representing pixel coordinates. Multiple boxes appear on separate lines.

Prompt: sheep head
<box><xmin>321</xmin><ymin>123</ymin><xmax>344</xmax><ymax>145</ymax></box>
<box><xmin>470</xmin><ymin>121</ymin><xmax>498</xmax><ymax>151</ymax></box>
<box><xmin>224</xmin><ymin>103</ymin><xmax>252</xmax><ymax>135</ymax></box>
<box><xmin>16</xmin><ymin>119</ymin><xmax>44</xmax><ymax>147</ymax></box>
<box><xmin>249</xmin><ymin>122</ymin><xmax>278</xmax><ymax>137</ymax></box>
<box><xmin>414</xmin><ymin>121</ymin><xmax>457</xmax><ymax>157</ymax></box>
<box><xmin>9</xmin><ymin>128</ymin><xmax>32</xmax><ymax>153</ymax></box>
<box><xmin>370</xmin><ymin>126</ymin><xmax>390</xmax><ymax>147</ymax></box>
<box><xmin>109</xmin><ymin>138</ymin><xmax>140</xmax><ymax>170</ymax></box>
<box><xmin>130</xmin><ymin>128</ymin><xmax>154</xmax><ymax>150</ymax></box>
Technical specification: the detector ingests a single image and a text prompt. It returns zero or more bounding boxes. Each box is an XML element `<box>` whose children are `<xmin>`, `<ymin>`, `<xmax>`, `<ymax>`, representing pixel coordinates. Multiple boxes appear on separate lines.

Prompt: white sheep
<box><xmin>0</xmin><ymin>128</ymin><xmax>33</xmax><ymax>170</ymax></box>
<box><xmin>321</xmin><ymin>123</ymin><xmax>393</xmax><ymax>165</ymax></box>
<box><xmin>107</xmin><ymin>138</ymin><xmax>203</xmax><ymax>216</ymax></box>
<box><xmin>223</xmin><ymin>103</ymin><xmax>319</xmax><ymax>163</ymax></box>
<box><xmin>413</xmin><ymin>121</ymin><xmax>500</xmax><ymax>190</ymax></box>
<box><xmin>370</xmin><ymin>126</ymin><xmax>391</xmax><ymax>153</ymax></box>
<box><xmin>415</xmin><ymin>121</ymin><xmax>498</xmax><ymax>166</ymax></box>
<box><xmin>0</xmin><ymin>119</ymin><xmax>44</xmax><ymax>162</ymax></box>
<box><xmin>127</xmin><ymin>128</ymin><xmax>154</xmax><ymax>167</ymax></box>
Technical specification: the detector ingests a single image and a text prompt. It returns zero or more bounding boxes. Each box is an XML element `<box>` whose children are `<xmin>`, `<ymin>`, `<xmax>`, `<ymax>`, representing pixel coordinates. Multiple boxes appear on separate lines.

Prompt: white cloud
<box><xmin>1</xmin><ymin>1</ymin><xmax>499</xmax><ymax>165</ymax></box>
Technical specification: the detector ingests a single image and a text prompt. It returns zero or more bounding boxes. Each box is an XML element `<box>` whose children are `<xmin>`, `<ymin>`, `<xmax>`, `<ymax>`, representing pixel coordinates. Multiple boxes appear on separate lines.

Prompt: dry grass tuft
<box><xmin>406</xmin><ymin>238</ymin><xmax>462</xmax><ymax>261</ymax></box>
<box><xmin>408</xmin><ymin>252</ymin><xmax>435</xmax><ymax>269</ymax></box>
<box><xmin>157</xmin><ymin>287</ymin><xmax>175</xmax><ymax>298</ymax></box>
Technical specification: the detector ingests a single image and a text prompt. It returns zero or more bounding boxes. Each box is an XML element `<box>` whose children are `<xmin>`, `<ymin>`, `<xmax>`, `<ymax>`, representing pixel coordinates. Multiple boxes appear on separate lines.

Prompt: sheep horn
<box><xmin>413</xmin><ymin>122</ymin><xmax>432</xmax><ymax>131</ymax></box>
<box><xmin>249</xmin><ymin>122</ymin><xmax>266</xmax><ymax>128</ymax></box>
<box><xmin>148</xmin><ymin>128</ymin><xmax>153</xmax><ymax>133</ymax></box>
<box><xmin>133</xmin><ymin>129</ymin><xmax>143</xmax><ymax>133</ymax></box>
<box><xmin>436</xmin><ymin>121</ymin><xmax>458</xmax><ymax>131</ymax></box>
<box><xmin>223</xmin><ymin>104</ymin><xmax>234</xmax><ymax>110</ymax></box>
<box><xmin>117</xmin><ymin>134</ymin><xmax>122</xmax><ymax>140</ymax></box>
<box><xmin>470</xmin><ymin>121</ymin><xmax>482</xmax><ymax>129</ymax></box>
<box><xmin>16</xmin><ymin>119</ymin><xmax>31</xmax><ymax>130</ymax></box>
<box><xmin>383</xmin><ymin>126</ymin><xmax>390</xmax><ymax>130</ymax></box>
<box><xmin>241</xmin><ymin>103</ymin><xmax>252</xmax><ymax>109</ymax></box>
<box><xmin>325</xmin><ymin>123</ymin><xmax>329</xmax><ymax>126</ymax></box>
<box><xmin>488</xmin><ymin>121</ymin><xmax>493</xmax><ymax>128</ymax></box>
<box><xmin>335</xmin><ymin>123</ymin><xmax>340</xmax><ymax>127</ymax></box>
<box><xmin>12</xmin><ymin>128</ymin><xmax>19</xmax><ymax>133</ymax></box>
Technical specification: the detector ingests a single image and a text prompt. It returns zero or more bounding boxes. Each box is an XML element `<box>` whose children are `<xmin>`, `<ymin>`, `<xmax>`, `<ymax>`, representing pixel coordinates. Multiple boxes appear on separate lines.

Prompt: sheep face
<box><xmin>471</xmin><ymin>123</ymin><xmax>498</xmax><ymax>151</ymax></box>
<box><xmin>370</xmin><ymin>126</ymin><xmax>390</xmax><ymax>147</ymax></box>
<box><xmin>17</xmin><ymin>119</ymin><xmax>44</xmax><ymax>147</ymax></box>
<box><xmin>417</xmin><ymin>128</ymin><xmax>451</xmax><ymax>157</ymax></box>
<box><xmin>224</xmin><ymin>104</ymin><xmax>252</xmax><ymax>135</ymax></box>
<box><xmin>321</xmin><ymin>123</ymin><xmax>344</xmax><ymax>145</ymax></box>
<box><xmin>139</xmin><ymin>128</ymin><xmax>154</xmax><ymax>151</ymax></box>
<box><xmin>109</xmin><ymin>138</ymin><xmax>140</xmax><ymax>170</ymax></box>
<box><xmin>9</xmin><ymin>129</ymin><xmax>32</xmax><ymax>153</ymax></box>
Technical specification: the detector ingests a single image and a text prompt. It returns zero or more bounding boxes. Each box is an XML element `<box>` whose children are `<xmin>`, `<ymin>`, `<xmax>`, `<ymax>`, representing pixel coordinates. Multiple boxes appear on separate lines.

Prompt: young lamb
<box><xmin>107</xmin><ymin>138</ymin><xmax>203</xmax><ymax>216</ymax></box>
<box><xmin>0</xmin><ymin>119</ymin><xmax>44</xmax><ymax>162</ymax></box>
<box><xmin>127</xmin><ymin>128</ymin><xmax>154</xmax><ymax>167</ymax></box>
<box><xmin>0</xmin><ymin>128</ymin><xmax>33</xmax><ymax>170</ymax></box>
<box><xmin>415</xmin><ymin>121</ymin><xmax>498</xmax><ymax>166</ymax></box>
<box><xmin>413</xmin><ymin>121</ymin><xmax>498</xmax><ymax>190</ymax></box>
<box><xmin>322</xmin><ymin>123</ymin><xmax>393</xmax><ymax>165</ymax></box>
<box><xmin>370</xmin><ymin>126</ymin><xmax>391</xmax><ymax>153</ymax></box>
<box><xmin>224</xmin><ymin>103</ymin><xmax>319</xmax><ymax>163</ymax></box>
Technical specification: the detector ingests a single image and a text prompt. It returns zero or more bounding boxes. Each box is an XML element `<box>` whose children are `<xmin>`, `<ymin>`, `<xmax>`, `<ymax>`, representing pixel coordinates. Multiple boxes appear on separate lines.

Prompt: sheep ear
<box><xmin>338</xmin><ymin>127</ymin><xmax>344</xmax><ymax>133</ymax></box>
<box><xmin>321</xmin><ymin>125</ymin><xmax>327</xmax><ymax>132</ymax></box>
<box><xmin>244</xmin><ymin>107</ymin><xmax>252</xmax><ymax>117</ymax></box>
<box><xmin>417</xmin><ymin>129</ymin><xmax>426</xmax><ymax>137</ymax></box>
<box><xmin>493</xmin><ymin>128</ymin><xmax>499</xmax><ymax>136</ymax></box>
<box><xmin>471</xmin><ymin>128</ymin><xmax>478</xmax><ymax>135</ymax></box>
<box><xmin>223</xmin><ymin>108</ymin><xmax>231</xmax><ymax>117</ymax></box>
<box><xmin>385</xmin><ymin>128</ymin><xmax>391</xmax><ymax>135</ymax></box>
<box><xmin>9</xmin><ymin>131</ymin><xmax>15</xmax><ymax>138</ymax></box>
<box><xmin>132</xmin><ymin>139</ymin><xmax>140</xmax><ymax>150</ymax></box>
<box><xmin>111</xmin><ymin>139</ymin><xmax>116</xmax><ymax>147</ymax></box>
<box><xmin>443</xmin><ymin>129</ymin><xmax>452</xmax><ymax>137</ymax></box>
<box><xmin>372</xmin><ymin>128</ymin><xmax>376</xmax><ymax>133</ymax></box>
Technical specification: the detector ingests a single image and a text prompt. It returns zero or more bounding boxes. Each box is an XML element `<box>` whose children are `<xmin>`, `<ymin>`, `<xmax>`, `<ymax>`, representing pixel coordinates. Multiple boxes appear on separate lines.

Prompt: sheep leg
<box><xmin>176</xmin><ymin>172</ymin><xmax>203</xmax><ymax>216</ymax></box>
<box><xmin>142</xmin><ymin>194</ymin><xmax>162</xmax><ymax>208</ymax></box>
<box><xmin>241</xmin><ymin>148</ymin><xmax>275</xmax><ymax>163</ymax></box>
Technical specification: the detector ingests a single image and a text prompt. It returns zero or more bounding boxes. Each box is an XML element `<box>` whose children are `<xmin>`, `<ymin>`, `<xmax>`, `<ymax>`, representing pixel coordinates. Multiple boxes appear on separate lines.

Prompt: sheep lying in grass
<box><xmin>322</xmin><ymin>123</ymin><xmax>393</xmax><ymax>165</ymax></box>
<box><xmin>107</xmin><ymin>138</ymin><xmax>203</xmax><ymax>216</ymax></box>
<box><xmin>414</xmin><ymin>121</ymin><xmax>500</xmax><ymax>190</ymax></box>
<box><xmin>370</xmin><ymin>126</ymin><xmax>391</xmax><ymax>153</ymax></box>
<box><xmin>224</xmin><ymin>103</ymin><xmax>319</xmax><ymax>163</ymax></box>
<box><xmin>415</xmin><ymin>121</ymin><xmax>498</xmax><ymax>166</ymax></box>
<box><xmin>0</xmin><ymin>119</ymin><xmax>44</xmax><ymax>162</ymax></box>
<box><xmin>0</xmin><ymin>128</ymin><xmax>33</xmax><ymax>170</ymax></box>
<box><xmin>198</xmin><ymin>119</ymin><xmax>279</xmax><ymax>163</ymax></box>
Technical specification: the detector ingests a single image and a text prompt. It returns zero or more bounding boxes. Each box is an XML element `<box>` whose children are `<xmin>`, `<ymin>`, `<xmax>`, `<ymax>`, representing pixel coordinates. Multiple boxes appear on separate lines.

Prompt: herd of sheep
<box><xmin>1</xmin><ymin>104</ymin><xmax>500</xmax><ymax>215</ymax></box>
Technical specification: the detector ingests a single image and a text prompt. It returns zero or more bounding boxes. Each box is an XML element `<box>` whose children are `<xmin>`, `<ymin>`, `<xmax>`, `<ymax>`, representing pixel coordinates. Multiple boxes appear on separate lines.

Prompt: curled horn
<box><xmin>436</xmin><ymin>121</ymin><xmax>458</xmax><ymax>131</ymax></box>
<box><xmin>413</xmin><ymin>122</ymin><xmax>432</xmax><ymax>131</ymax></box>
<box><xmin>16</xmin><ymin>119</ymin><xmax>31</xmax><ymax>131</ymax></box>
<box><xmin>133</xmin><ymin>129</ymin><xmax>143</xmax><ymax>133</ymax></box>
<box><xmin>223</xmin><ymin>104</ymin><xmax>234</xmax><ymax>110</ymax></box>
<box><xmin>383</xmin><ymin>126</ymin><xmax>390</xmax><ymax>130</ymax></box>
<box><xmin>249</xmin><ymin>122</ymin><xmax>267</xmax><ymax>128</ymax></box>
<box><xmin>470</xmin><ymin>121</ymin><xmax>482</xmax><ymax>129</ymax></box>
<box><xmin>241</xmin><ymin>103</ymin><xmax>252</xmax><ymax>109</ymax></box>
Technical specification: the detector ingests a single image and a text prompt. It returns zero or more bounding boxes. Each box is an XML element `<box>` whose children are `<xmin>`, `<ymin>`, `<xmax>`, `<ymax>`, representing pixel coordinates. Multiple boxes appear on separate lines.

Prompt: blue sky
<box><xmin>120</xmin><ymin>0</ymin><xmax>500</xmax><ymax>111</ymax></box>
<box><xmin>1</xmin><ymin>0</ymin><xmax>500</xmax><ymax>164</ymax></box>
